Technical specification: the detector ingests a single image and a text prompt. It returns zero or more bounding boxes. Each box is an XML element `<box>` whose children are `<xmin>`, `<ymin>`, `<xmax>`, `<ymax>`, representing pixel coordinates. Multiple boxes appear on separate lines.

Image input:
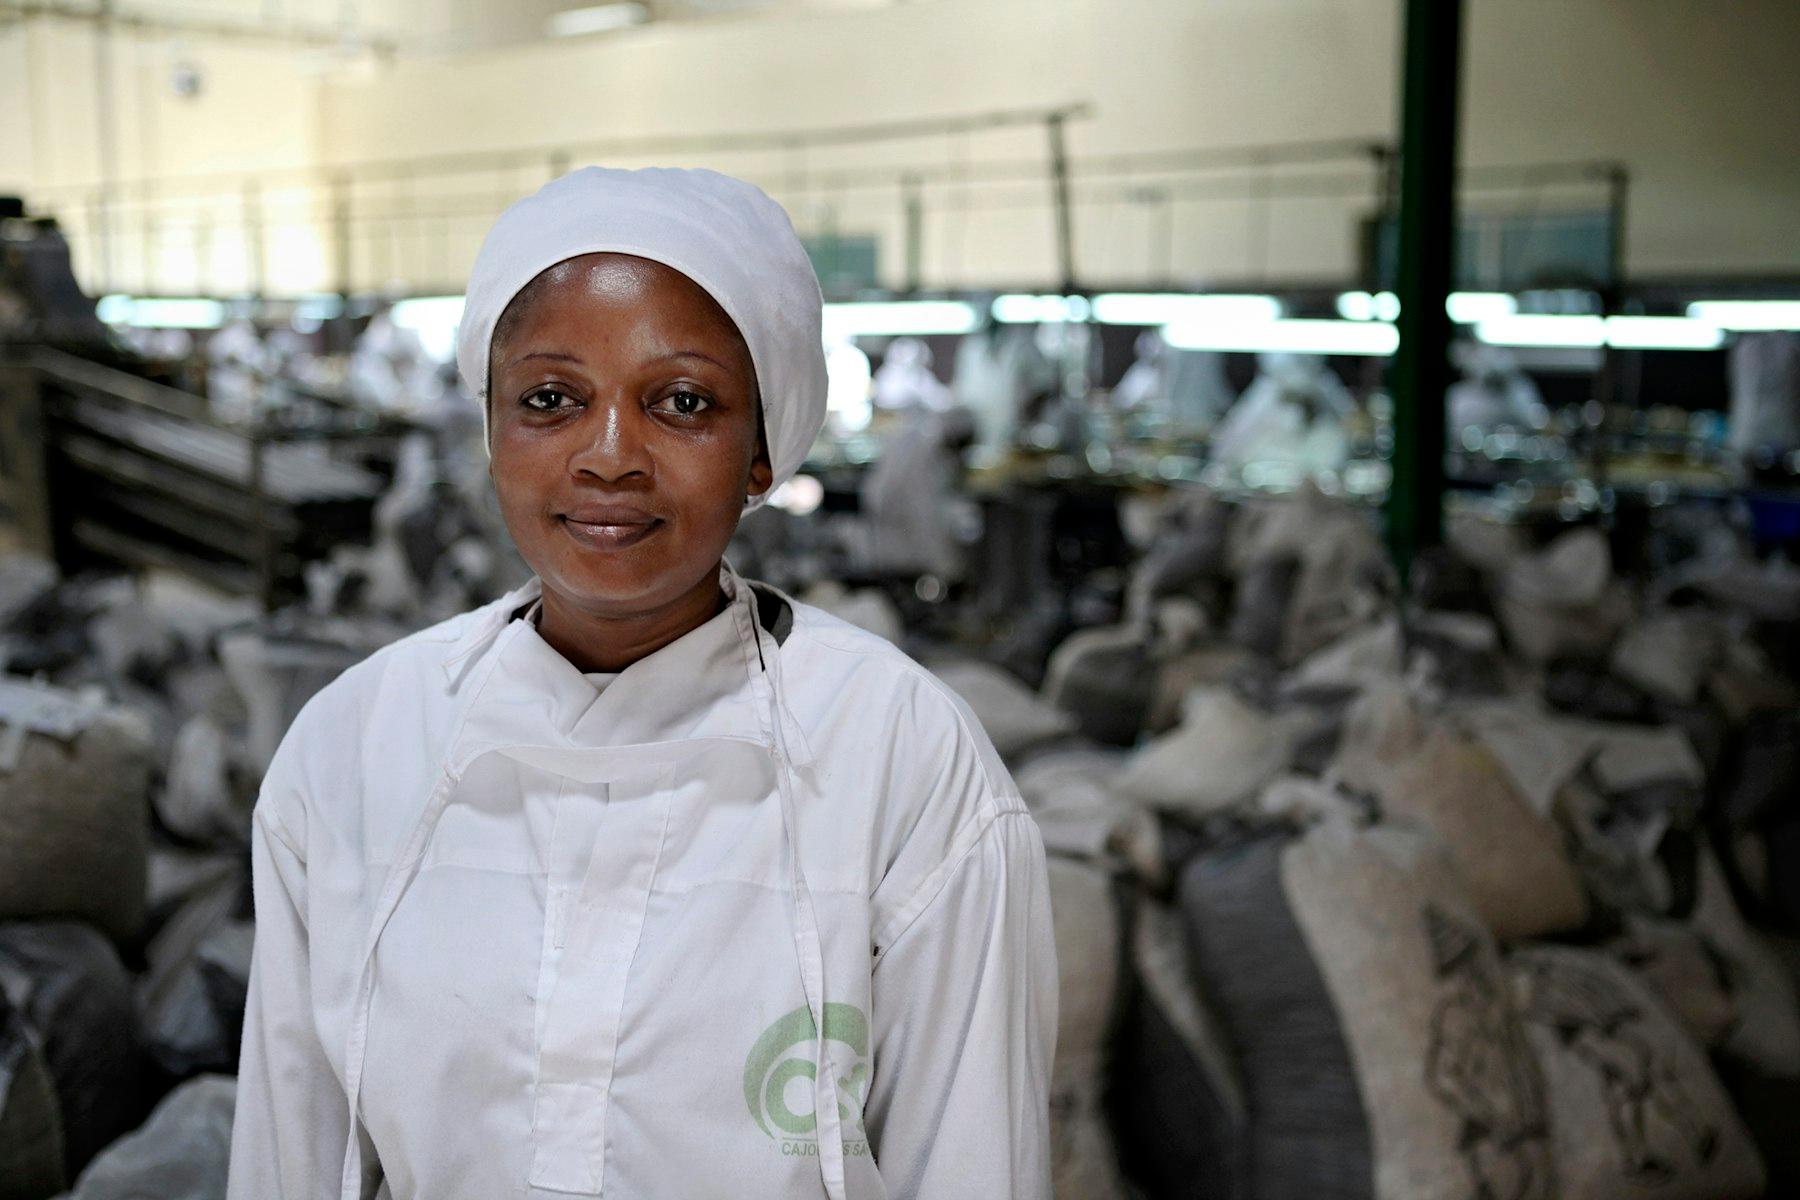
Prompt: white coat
<box><xmin>226</xmin><ymin>564</ymin><xmax>1057</xmax><ymax>1200</ymax></box>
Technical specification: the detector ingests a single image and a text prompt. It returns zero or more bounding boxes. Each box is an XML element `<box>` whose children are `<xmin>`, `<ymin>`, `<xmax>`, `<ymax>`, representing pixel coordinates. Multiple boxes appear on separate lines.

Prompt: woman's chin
<box><xmin>539</xmin><ymin>547</ymin><xmax>715</xmax><ymax>619</ymax></box>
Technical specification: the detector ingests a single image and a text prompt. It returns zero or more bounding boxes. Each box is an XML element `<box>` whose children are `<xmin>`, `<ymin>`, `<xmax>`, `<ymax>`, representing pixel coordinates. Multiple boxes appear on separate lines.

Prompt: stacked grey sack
<box><xmin>0</xmin><ymin>923</ymin><xmax>150</xmax><ymax>1182</ymax></box>
<box><xmin>1</xmin><ymin>984</ymin><xmax>65</xmax><ymax>1200</ymax></box>
<box><xmin>57</xmin><ymin>1074</ymin><xmax>237</xmax><ymax>1200</ymax></box>
<box><xmin>1166</xmin><ymin>815</ymin><xmax>1557</xmax><ymax>1200</ymax></box>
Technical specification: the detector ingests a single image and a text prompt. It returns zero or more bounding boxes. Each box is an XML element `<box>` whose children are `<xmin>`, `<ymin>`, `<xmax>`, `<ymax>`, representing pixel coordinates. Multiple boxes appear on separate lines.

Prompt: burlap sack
<box><xmin>1455</xmin><ymin>698</ymin><xmax>1596</xmax><ymax>816</ymax></box>
<box><xmin>1496</xmin><ymin>528</ymin><xmax>1633</xmax><ymax>664</ymax></box>
<box><xmin>1608</xmin><ymin>917</ymin><xmax>1739</xmax><ymax>1049</ymax></box>
<box><xmin>1328</xmin><ymin>681</ymin><xmax>1430</xmax><ymax>797</ymax></box>
<box><xmin>1409</xmin><ymin>611</ymin><xmax>1510</xmax><ymax>697</ymax></box>
<box><xmin>929</xmin><ymin>660</ymin><xmax>1075</xmax><ymax>762</ymax></box>
<box><xmin>1688</xmin><ymin>849</ymin><xmax>1800</xmax><ymax>1077</ymax></box>
<box><xmin>63</xmin><ymin>1074</ymin><xmax>237</xmax><ymax>1200</ymax></box>
<box><xmin>1609</xmin><ymin>611</ymin><xmax>1721</xmax><ymax>706</ymax></box>
<box><xmin>1511</xmin><ymin>945</ymin><xmax>1765</xmax><ymax>1199</ymax></box>
<box><xmin>0</xmin><ymin>921</ymin><xmax>148</xmax><ymax>1178</ymax></box>
<box><xmin>0</xmin><ymin>988</ymin><xmax>64</xmax><ymax>1200</ymax></box>
<box><xmin>1041</xmin><ymin>625</ymin><xmax>1156</xmax><ymax>746</ymax></box>
<box><xmin>0</xmin><ymin>701</ymin><xmax>155</xmax><ymax>943</ymax></box>
<box><xmin>1288</xmin><ymin>619</ymin><xmax>1401</xmax><ymax>694</ymax></box>
<box><xmin>1045</xmin><ymin>858</ymin><xmax>1131</xmax><ymax>1200</ymax></box>
<box><xmin>1227</xmin><ymin>488</ymin><xmax>1392</xmax><ymax>665</ymax></box>
<box><xmin>1146</xmin><ymin>644</ymin><xmax>1263</xmax><ymax>735</ymax></box>
<box><xmin>1372</xmin><ymin>731</ymin><xmax>1590</xmax><ymax>941</ymax></box>
<box><xmin>1179</xmin><ymin>819</ymin><xmax>1555</xmax><ymax>1200</ymax></box>
<box><xmin>1116</xmin><ymin>688</ymin><xmax>1296</xmax><ymax>816</ymax></box>
<box><xmin>1013</xmin><ymin>748</ymin><xmax>1162</xmax><ymax>886</ymax></box>
<box><xmin>1108</xmin><ymin>896</ymin><xmax>1246</xmax><ymax>1200</ymax></box>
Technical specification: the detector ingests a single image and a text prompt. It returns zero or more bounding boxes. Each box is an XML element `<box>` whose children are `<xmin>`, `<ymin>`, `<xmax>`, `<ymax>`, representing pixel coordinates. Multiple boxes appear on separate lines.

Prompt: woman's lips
<box><xmin>558</xmin><ymin>513</ymin><xmax>663</xmax><ymax>551</ymax></box>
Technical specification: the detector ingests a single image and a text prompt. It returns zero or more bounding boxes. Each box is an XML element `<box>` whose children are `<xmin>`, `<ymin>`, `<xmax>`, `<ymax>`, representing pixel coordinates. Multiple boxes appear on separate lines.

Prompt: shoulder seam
<box><xmin>255</xmin><ymin>800</ymin><xmax>307</xmax><ymax>862</ymax></box>
<box><xmin>871</xmin><ymin>807</ymin><xmax>1034</xmax><ymax>959</ymax></box>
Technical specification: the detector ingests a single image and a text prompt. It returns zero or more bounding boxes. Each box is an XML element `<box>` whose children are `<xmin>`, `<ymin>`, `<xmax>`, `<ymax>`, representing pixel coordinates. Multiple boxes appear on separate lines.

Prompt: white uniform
<box><xmin>227</xmin><ymin>564</ymin><xmax>1057</xmax><ymax>1200</ymax></box>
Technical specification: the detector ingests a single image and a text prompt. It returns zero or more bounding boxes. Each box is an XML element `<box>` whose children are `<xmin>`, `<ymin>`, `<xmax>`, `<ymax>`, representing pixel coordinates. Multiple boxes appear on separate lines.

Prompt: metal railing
<box><xmin>22</xmin><ymin>106</ymin><xmax>1624</xmax><ymax>300</ymax></box>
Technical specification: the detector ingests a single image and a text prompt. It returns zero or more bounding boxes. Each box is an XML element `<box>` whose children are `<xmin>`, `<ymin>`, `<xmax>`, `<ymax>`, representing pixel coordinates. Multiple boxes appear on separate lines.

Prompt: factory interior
<box><xmin>3</xmin><ymin>0</ymin><xmax>1800</xmax><ymax>1196</ymax></box>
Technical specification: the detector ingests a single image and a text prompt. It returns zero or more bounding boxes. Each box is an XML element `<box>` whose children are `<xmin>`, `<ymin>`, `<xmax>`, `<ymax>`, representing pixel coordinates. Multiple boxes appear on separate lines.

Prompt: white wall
<box><xmin>8</xmin><ymin>0</ymin><xmax>1798</xmax><ymax>294</ymax></box>
<box><xmin>0</xmin><ymin>18</ymin><xmax>323</xmax><ymax>293</ymax></box>
<box><xmin>314</xmin><ymin>0</ymin><xmax>1800</xmax><ymax>288</ymax></box>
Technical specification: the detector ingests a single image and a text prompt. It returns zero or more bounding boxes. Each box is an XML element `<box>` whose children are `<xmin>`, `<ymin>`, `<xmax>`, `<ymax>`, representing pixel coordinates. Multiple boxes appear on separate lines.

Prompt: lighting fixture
<box><xmin>1474</xmin><ymin>314</ymin><xmax>1607</xmax><ymax>348</ymax></box>
<box><xmin>1335</xmin><ymin>291</ymin><xmax>1400</xmax><ymax>322</ymax></box>
<box><xmin>545</xmin><ymin>3</ymin><xmax>648</xmax><ymax>37</ymax></box>
<box><xmin>1161</xmin><ymin>318</ymin><xmax>1399</xmax><ymax>356</ymax></box>
<box><xmin>1089</xmin><ymin>293</ymin><xmax>1281</xmax><ymax>325</ymax></box>
<box><xmin>821</xmin><ymin>301</ymin><xmax>978</xmax><ymax>338</ymax></box>
<box><xmin>1605</xmin><ymin>316</ymin><xmax>1726</xmax><ymax>350</ymax></box>
<box><xmin>1685</xmin><ymin>300</ymin><xmax>1800</xmax><ymax>331</ymax></box>
<box><xmin>96</xmin><ymin>295</ymin><xmax>226</xmax><ymax>329</ymax></box>
<box><xmin>1445</xmin><ymin>292</ymin><xmax>1517</xmax><ymax>323</ymax></box>
<box><xmin>990</xmin><ymin>294</ymin><xmax>1090</xmax><ymax>323</ymax></box>
<box><xmin>1475</xmin><ymin>314</ymin><xmax>1726</xmax><ymax>351</ymax></box>
<box><xmin>1335</xmin><ymin>291</ymin><xmax>1515</xmax><ymax>323</ymax></box>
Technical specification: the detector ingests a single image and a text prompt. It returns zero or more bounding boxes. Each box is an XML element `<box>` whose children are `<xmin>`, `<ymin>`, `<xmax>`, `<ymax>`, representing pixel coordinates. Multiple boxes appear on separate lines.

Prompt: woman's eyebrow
<box><xmin>508</xmin><ymin>349</ymin><xmax>731</xmax><ymax>371</ymax></box>
<box><xmin>510</xmin><ymin>350</ymin><xmax>584</xmax><ymax>367</ymax></box>
<box><xmin>656</xmin><ymin>349</ymin><xmax>732</xmax><ymax>372</ymax></box>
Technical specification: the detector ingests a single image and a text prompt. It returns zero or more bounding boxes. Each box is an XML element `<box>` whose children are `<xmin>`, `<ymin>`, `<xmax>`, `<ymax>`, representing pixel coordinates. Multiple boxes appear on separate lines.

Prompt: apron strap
<box><xmin>728</xmin><ymin>566</ymin><xmax>851</xmax><ymax>1200</ymax></box>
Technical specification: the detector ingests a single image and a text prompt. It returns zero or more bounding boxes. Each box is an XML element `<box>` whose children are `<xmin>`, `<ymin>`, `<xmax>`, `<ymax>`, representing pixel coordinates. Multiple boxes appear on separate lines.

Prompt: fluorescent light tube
<box><xmin>1476</xmin><ymin>314</ymin><xmax>1726</xmax><ymax>350</ymax></box>
<box><xmin>1162</xmin><ymin>318</ymin><xmax>1398</xmax><ymax>356</ymax></box>
<box><xmin>546</xmin><ymin>3</ymin><xmax>648</xmax><ymax>37</ymax></box>
<box><xmin>991</xmin><ymin>294</ymin><xmax>1091</xmax><ymax>323</ymax></box>
<box><xmin>1090</xmin><ymin>293</ymin><xmax>1281</xmax><ymax>325</ymax></box>
<box><xmin>1446</xmin><ymin>292</ymin><xmax>1517</xmax><ymax>323</ymax></box>
<box><xmin>1604</xmin><ymin>316</ymin><xmax>1725</xmax><ymax>350</ymax></box>
<box><xmin>1475</xmin><ymin>315</ymin><xmax>1607</xmax><ymax>348</ymax></box>
<box><xmin>97</xmin><ymin>295</ymin><xmax>226</xmax><ymax>329</ymax></box>
<box><xmin>1335</xmin><ymin>291</ymin><xmax>1513</xmax><ymax>323</ymax></box>
<box><xmin>1686</xmin><ymin>300</ymin><xmax>1800</xmax><ymax>331</ymax></box>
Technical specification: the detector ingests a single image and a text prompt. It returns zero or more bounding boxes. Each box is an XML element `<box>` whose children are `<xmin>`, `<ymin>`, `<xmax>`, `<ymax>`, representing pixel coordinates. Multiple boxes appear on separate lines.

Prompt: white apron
<box><xmin>228</xmin><ymin>565</ymin><xmax>1056</xmax><ymax>1200</ymax></box>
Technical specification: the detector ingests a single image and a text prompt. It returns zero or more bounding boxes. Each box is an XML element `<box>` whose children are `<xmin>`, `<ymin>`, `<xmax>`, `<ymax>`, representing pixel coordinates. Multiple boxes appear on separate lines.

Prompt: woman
<box><xmin>227</xmin><ymin>167</ymin><xmax>1057</xmax><ymax>1200</ymax></box>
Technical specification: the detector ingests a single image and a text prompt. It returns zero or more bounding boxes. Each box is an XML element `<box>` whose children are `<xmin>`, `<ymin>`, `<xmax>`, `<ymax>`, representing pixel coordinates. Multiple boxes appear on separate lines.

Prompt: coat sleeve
<box><xmin>864</xmin><ymin>808</ymin><xmax>1059</xmax><ymax>1199</ymax></box>
<box><xmin>227</xmin><ymin>800</ymin><xmax>355</xmax><ymax>1199</ymax></box>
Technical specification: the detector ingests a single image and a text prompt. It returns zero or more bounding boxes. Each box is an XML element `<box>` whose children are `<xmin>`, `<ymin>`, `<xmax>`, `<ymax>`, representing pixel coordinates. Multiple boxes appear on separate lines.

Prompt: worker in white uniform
<box><xmin>226</xmin><ymin>167</ymin><xmax>1058</xmax><ymax>1200</ymax></box>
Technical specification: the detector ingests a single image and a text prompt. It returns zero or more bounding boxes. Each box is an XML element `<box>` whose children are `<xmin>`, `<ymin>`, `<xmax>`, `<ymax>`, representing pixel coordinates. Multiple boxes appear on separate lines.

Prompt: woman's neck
<box><xmin>533</xmin><ymin>568</ymin><xmax>729</xmax><ymax>674</ymax></box>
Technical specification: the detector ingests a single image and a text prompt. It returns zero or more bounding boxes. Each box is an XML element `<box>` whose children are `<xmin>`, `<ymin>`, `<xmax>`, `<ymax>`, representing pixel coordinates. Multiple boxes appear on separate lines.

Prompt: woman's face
<box><xmin>487</xmin><ymin>252</ymin><xmax>771</xmax><ymax>620</ymax></box>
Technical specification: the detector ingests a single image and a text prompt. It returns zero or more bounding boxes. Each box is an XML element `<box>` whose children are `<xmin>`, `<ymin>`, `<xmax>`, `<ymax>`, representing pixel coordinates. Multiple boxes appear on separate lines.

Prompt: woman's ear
<box><xmin>746</xmin><ymin>399</ymin><xmax>774</xmax><ymax>497</ymax></box>
<box><xmin>747</xmin><ymin>438</ymin><xmax>774</xmax><ymax>497</ymax></box>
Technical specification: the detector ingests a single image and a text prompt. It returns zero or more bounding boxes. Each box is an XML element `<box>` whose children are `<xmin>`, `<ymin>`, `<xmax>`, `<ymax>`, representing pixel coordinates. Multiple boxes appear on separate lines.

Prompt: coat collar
<box><xmin>439</xmin><ymin>564</ymin><xmax>813</xmax><ymax>767</ymax></box>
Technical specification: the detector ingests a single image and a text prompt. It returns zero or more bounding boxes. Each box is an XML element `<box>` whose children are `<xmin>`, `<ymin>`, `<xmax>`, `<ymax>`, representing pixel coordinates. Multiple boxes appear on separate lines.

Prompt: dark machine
<box><xmin>0</xmin><ymin>199</ymin><xmax>389</xmax><ymax>607</ymax></box>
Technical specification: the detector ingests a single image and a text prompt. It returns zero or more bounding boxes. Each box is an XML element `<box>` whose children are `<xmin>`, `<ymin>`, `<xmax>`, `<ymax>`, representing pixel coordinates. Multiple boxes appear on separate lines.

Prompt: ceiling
<box><xmin>0</xmin><ymin>0</ymin><xmax>900</xmax><ymax>54</ymax></box>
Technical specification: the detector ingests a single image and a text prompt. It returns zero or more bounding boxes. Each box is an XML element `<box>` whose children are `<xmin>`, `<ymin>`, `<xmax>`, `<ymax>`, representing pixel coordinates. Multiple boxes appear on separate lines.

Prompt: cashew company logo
<box><xmin>743</xmin><ymin>1003</ymin><xmax>872</xmax><ymax>1158</ymax></box>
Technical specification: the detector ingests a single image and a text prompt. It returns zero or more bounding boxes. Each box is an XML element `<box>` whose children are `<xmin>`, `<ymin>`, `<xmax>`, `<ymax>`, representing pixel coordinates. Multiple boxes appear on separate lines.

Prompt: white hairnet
<box><xmin>458</xmin><ymin>166</ymin><xmax>827</xmax><ymax>510</ymax></box>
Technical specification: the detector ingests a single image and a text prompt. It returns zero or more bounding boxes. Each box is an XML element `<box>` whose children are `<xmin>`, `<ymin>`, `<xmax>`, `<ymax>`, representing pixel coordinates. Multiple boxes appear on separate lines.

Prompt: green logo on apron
<box><xmin>743</xmin><ymin>1003</ymin><xmax>871</xmax><ymax>1148</ymax></box>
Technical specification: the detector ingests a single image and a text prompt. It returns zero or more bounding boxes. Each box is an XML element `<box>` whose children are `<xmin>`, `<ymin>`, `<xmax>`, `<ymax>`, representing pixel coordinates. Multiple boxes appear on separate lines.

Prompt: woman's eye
<box><xmin>653</xmin><ymin>390</ymin><xmax>713</xmax><ymax>416</ymax></box>
<box><xmin>522</xmin><ymin>388</ymin><xmax>573</xmax><ymax>412</ymax></box>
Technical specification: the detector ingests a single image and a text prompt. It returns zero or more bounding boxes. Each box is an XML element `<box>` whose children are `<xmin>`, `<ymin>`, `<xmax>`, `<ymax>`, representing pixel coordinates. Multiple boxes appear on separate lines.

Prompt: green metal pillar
<box><xmin>1385</xmin><ymin>0</ymin><xmax>1463</xmax><ymax>580</ymax></box>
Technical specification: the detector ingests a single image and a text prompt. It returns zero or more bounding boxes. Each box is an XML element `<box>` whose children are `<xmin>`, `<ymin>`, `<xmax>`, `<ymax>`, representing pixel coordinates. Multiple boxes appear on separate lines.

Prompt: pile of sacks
<box><xmin>932</xmin><ymin>487</ymin><xmax>1800</xmax><ymax>1199</ymax></box>
<box><xmin>0</xmin><ymin>551</ymin><xmax>406</xmax><ymax>1199</ymax></box>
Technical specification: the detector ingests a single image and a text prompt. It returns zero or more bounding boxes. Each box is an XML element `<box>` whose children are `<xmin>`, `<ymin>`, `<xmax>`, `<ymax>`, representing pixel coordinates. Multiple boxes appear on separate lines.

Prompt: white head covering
<box><xmin>458</xmin><ymin>166</ymin><xmax>827</xmax><ymax>510</ymax></box>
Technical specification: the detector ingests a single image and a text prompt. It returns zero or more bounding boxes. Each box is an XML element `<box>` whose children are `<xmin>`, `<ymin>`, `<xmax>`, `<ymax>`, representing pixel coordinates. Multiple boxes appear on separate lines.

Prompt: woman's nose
<box><xmin>568</xmin><ymin>399</ymin><xmax>652</xmax><ymax>482</ymax></box>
